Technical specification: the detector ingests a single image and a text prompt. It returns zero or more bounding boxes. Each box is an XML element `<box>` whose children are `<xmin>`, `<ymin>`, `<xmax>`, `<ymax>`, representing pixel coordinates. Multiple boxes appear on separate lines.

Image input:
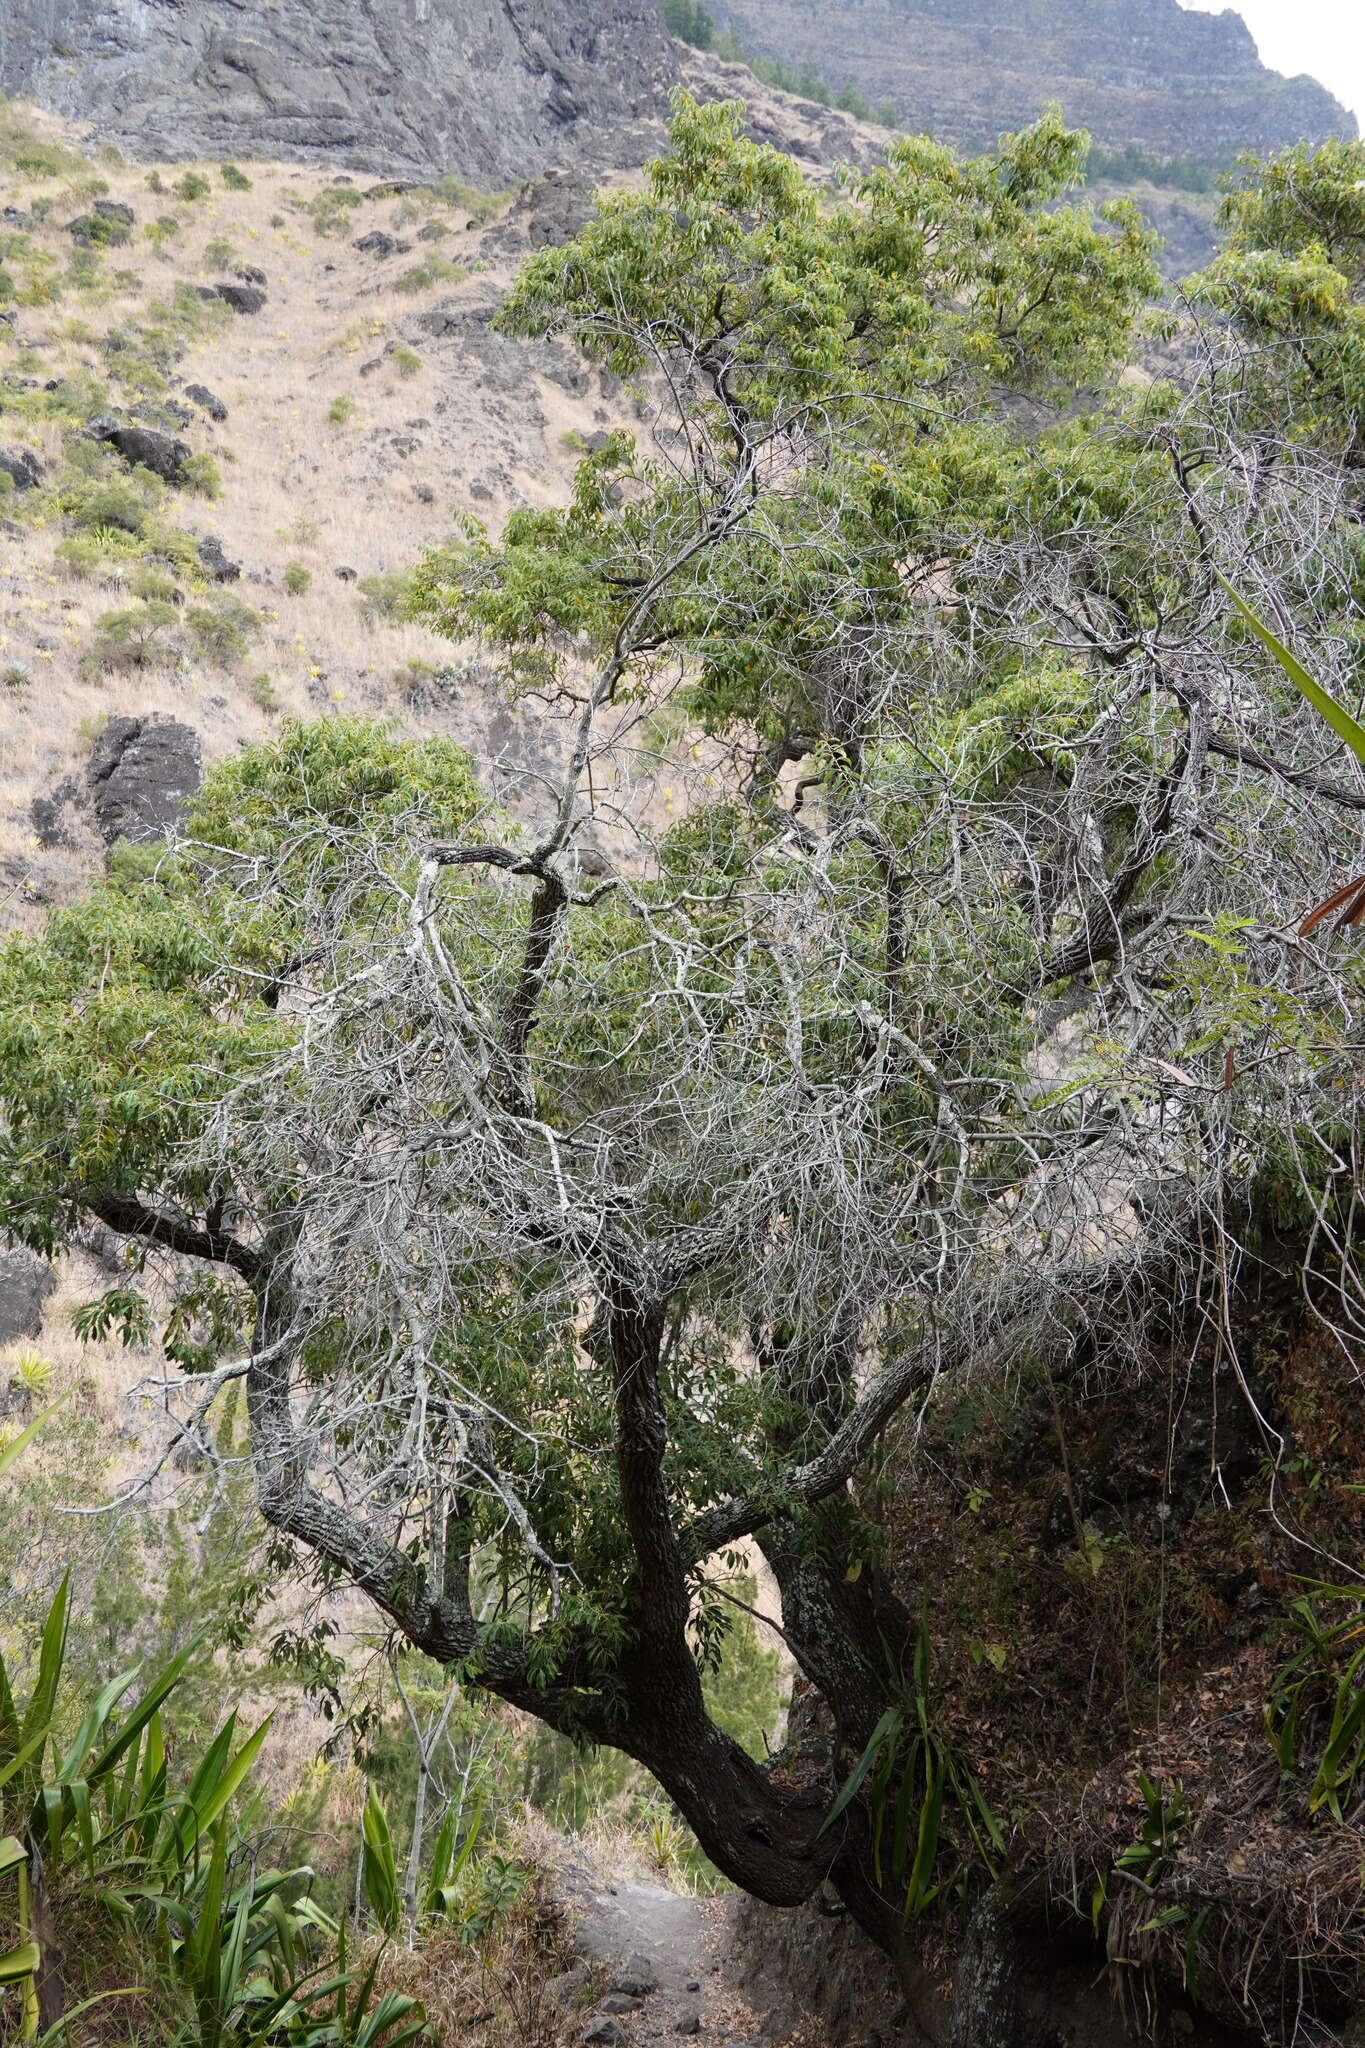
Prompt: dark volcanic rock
<box><xmin>0</xmin><ymin>1</ymin><xmax>677</xmax><ymax>186</ymax></box>
<box><xmin>196</xmin><ymin>532</ymin><xmax>241</xmax><ymax>582</ymax></box>
<box><xmin>0</xmin><ymin>1244</ymin><xmax>55</xmax><ymax>1346</ymax></box>
<box><xmin>200</xmin><ymin>282</ymin><xmax>267</xmax><ymax>315</ymax></box>
<box><xmin>86</xmin><ymin>415</ymin><xmax>193</xmax><ymax>484</ymax></box>
<box><xmin>87</xmin><ymin>715</ymin><xmax>202</xmax><ymax>845</ymax></box>
<box><xmin>520</xmin><ymin>168</ymin><xmax>601</xmax><ymax>249</ymax></box>
<box><xmin>354</xmin><ymin>231</ymin><xmax>411</xmax><ymax>259</ymax></box>
<box><xmin>0</xmin><ymin>447</ymin><xmax>42</xmax><ymax>490</ymax></box>
<box><xmin>30</xmin><ymin>773</ymin><xmax>86</xmax><ymax>849</ymax></box>
<box><xmin>708</xmin><ymin>0</ymin><xmax>1354</xmax><ymax>158</ymax></box>
<box><xmin>183</xmin><ymin>383</ymin><xmax>228</xmax><ymax>423</ymax></box>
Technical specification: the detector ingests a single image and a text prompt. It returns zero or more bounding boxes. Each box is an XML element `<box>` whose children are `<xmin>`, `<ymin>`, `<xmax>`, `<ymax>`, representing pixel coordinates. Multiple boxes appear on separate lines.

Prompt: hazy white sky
<box><xmin>1178</xmin><ymin>0</ymin><xmax>1365</xmax><ymax>127</ymax></box>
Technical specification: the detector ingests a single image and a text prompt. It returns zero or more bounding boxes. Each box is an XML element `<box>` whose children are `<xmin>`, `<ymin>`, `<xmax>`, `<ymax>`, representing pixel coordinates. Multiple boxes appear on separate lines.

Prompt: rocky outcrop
<box><xmin>708</xmin><ymin>0</ymin><xmax>1355</xmax><ymax>160</ymax></box>
<box><xmin>87</xmin><ymin>716</ymin><xmax>202</xmax><ymax>845</ymax></box>
<box><xmin>0</xmin><ymin>1244</ymin><xmax>55</xmax><ymax>1348</ymax></box>
<box><xmin>0</xmin><ymin>1</ymin><xmax>678</xmax><ymax>187</ymax></box>
<box><xmin>86</xmin><ymin>417</ymin><xmax>194</xmax><ymax>486</ymax></box>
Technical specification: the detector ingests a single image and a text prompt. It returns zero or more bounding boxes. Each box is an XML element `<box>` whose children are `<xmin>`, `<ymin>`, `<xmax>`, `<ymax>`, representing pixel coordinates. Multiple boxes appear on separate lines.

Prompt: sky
<box><xmin>1178</xmin><ymin>0</ymin><xmax>1365</xmax><ymax>129</ymax></box>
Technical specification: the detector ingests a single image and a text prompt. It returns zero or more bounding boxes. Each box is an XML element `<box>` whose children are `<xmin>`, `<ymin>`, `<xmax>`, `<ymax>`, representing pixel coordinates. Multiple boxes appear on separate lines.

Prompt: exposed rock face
<box><xmin>709</xmin><ymin>0</ymin><xmax>1355</xmax><ymax>159</ymax></box>
<box><xmin>0</xmin><ymin>1244</ymin><xmax>55</xmax><ymax>1348</ymax></box>
<box><xmin>86</xmin><ymin>416</ymin><xmax>194</xmax><ymax>485</ymax></box>
<box><xmin>0</xmin><ymin>1</ymin><xmax>678</xmax><ymax>186</ymax></box>
<box><xmin>87</xmin><ymin>716</ymin><xmax>203</xmax><ymax>845</ymax></box>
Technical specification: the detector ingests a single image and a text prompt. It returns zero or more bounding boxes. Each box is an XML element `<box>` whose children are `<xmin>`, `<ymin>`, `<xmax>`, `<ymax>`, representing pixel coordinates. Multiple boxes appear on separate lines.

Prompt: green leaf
<box><xmin>815</xmin><ymin>1706</ymin><xmax>904</xmax><ymax>1837</ymax></box>
<box><xmin>361</xmin><ymin>1786</ymin><xmax>402</xmax><ymax>1936</ymax></box>
<box><xmin>1219</xmin><ymin>574</ymin><xmax>1365</xmax><ymax>766</ymax></box>
<box><xmin>0</xmin><ymin>1939</ymin><xmax>40</xmax><ymax>1984</ymax></box>
<box><xmin>0</xmin><ymin>1393</ymin><xmax>65</xmax><ymax>1482</ymax></box>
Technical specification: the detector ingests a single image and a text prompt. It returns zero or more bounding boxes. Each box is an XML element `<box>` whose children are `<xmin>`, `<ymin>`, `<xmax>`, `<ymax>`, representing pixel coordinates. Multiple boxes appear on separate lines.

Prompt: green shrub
<box><xmin>87</xmin><ymin>599</ymin><xmax>179</xmax><ymax>670</ymax></box>
<box><xmin>220</xmin><ymin>162</ymin><xmax>252</xmax><ymax>191</ymax></box>
<box><xmin>130</xmin><ymin>562</ymin><xmax>180</xmax><ymax>604</ymax></box>
<box><xmin>328</xmin><ymin>393</ymin><xmax>357</xmax><ymax>427</ymax></box>
<box><xmin>394</xmin><ymin>256</ymin><xmax>467</xmax><ymax>294</ymax></box>
<box><xmin>662</xmin><ymin>0</ymin><xmax>715</xmax><ymax>48</ymax></box>
<box><xmin>180</xmin><ymin>450</ymin><xmax>223</xmax><ymax>498</ymax></box>
<box><xmin>174</xmin><ymin>170</ymin><xmax>212</xmax><ymax>202</ymax></box>
<box><xmin>306</xmin><ymin>184</ymin><xmax>363</xmax><ymax>235</ymax></box>
<box><xmin>3</xmin><ymin>659</ymin><xmax>31</xmax><ymax>691</ymax></box>
<box><xmin>283</xmin><ymin>560</ymin><xmax>312</xmax><ymax>596</ymax></box>
<box><xmin>0</xmin><ymin>100</ymin><xmax>83</xmax><ymax>179</ymax></box>
<box><xmin>431</xmin><ymin>177</ymin><xmax>507</xmax><ymax>223</ymax></box>
<box><xmin>186</xmin><ymin>593</ymin><xmax>261</xmax><ymax>665</ymax></box>
<box><xmin>55</xmin><ymin>533</ymin><xmax>110</xmax><ymax>579</ymax></box>
<box><xmin>247</xmin><ymin>670</ymin><xmax>280</xmax><ymax>712</ymax></box>
<box><xmin>68</xmin><ymin>475</ymin><xmax>155</xmax><ymax>535</ymax></box>
<box><xmin>203</xmin><ymin>235</ymin><xmax>236</xmax><ymax>270</ymax></box>
<box><xmin>392</xmin><ymin>344</ymin><xmax>422</xmax><ymax>378</ymax></box>
<box><xmin>356</xmin><ymin>567</ymin><xmax>416</xmax><ymax>625</ymax></box>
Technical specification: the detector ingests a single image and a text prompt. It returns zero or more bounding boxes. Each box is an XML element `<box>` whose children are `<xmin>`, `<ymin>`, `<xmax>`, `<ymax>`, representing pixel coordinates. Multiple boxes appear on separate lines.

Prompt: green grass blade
<box><xmin>1220</xmin><ymin>575</ymin><xmax>1365</xmax><ymax>766</ymax></box>
<box><xmin>815</xmin><ymin>1706</ymin><xmax>903</xmax><ymax>1838</ymax></box>
<box><xmin>0</xmin><ymin>1395</ymin><xmax>66</xmax><ymax>1483</ymax></box>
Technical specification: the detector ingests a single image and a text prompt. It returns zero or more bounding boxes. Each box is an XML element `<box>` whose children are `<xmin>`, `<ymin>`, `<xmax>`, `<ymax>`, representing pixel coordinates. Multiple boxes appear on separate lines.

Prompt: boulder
<box><xmin>611</xmin><ymin>1955</ymin><xmax>658</xmax><ymax>1998</ymax></box>
<box><xmin>580</xmin><ymin>2022</ymin><xmax>625</xmax><ymax>2048</ymax></box>
<box><xmin>87</xmin><ymin>714</ymin><xmax>202</xmax><ymax>844</ymax></box>
<box><xmin>0</xmin><ymin>446</ymin><xmax>43</xmax><ymax>490</ymax></box>
<box><xmin>0</xmin><ymin>1244</ymin><xmax>55</xmax><ymax>1347</ymax></box>
<box><xmin>183</xmin><ymin>383</ymin><xmax>228</xmax><ymax>423</ymax></box>
<box><xmin>236</xmin><ymin>264</ymin><xmax>268</xmax><ymax>286</ymax></box>
<box><xmin>199</xmin><ymin>282</ymin><xmax>267</xmax><ymax>315</ymax></box>
<box><xmin>86</xmin><ymin>415</ymin><xmax>193</xmax><ymax>485</ymax></box>
<box><xmin>196</xmin><ymin>532</ymin><xmax>241</xmax><ymax>582</ymax></box>
<box><xmin>520</xmin><ymin>168</ymin><xmax>600</xmax><ymax>249</ymax></box>
<box><xmin>354</xmin><ymin>231</ymin><xmax>410</xmax><ymax>259</ymax></box>
<box><xmin>30</xmin><ymin>773</ymin><xmax>86</xmax><ymax>849</ymax></box>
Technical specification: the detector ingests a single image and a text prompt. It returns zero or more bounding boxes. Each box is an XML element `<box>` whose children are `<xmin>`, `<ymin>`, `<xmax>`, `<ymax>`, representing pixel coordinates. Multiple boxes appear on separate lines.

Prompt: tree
<box><xmin>1</xmin><ymin>102</ymin><xmax>1363</xmax><ymax>1971</ymax></box>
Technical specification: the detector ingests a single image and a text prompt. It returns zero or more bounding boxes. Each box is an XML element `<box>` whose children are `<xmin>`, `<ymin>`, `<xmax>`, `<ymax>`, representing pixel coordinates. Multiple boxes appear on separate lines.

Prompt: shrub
<box><xmin>662</xmin><ymin>0</ymin><xmax>715</xmax><ymax>48</ymax></box>
<box><xmin>356</xmin><ymin>567</ymin><xmax>416</xmax><ymax>624</ymax></box>
<box><xmin>3</xmin><ymin>660</ymin><xmax>31</xmax><ymax>691</ymax></box>
<box><xmin>130</xmin><ymin>563</ymin><xmax>180</xmax><ymax>604</ymax></box>
<box><xmin>392</xmin><ymin>345</ymin><xmax>422</xmax><ymax>378</ymax></box>
<box><xmin>394</xmin><ymin>256</ymin><xmax>467</xmax><ymax>294</ymax></box>
<box><xmin>328</xmin><ymin>393</ymin><xmax>357</xmax><ymax>427</ymax></box>
<box><xmin>55</xmin><ymin>533</ymin><xmax>110</xmax><ymax>579</ymax></box>
<box><xmin>180</xmin><ymin>451</ymin><xmax>223</xmax><ymax>498</ymax></box>
<box><xmin>306</xmin><ymin>185</ymin><xmax>363</xmax><ymax>235</ymax></box>
<box><xmin>186</xmin><ymin>593</ymin><xmax>260</xmax><ymax>664</ymax></box>
<box><xmin>203</xmin><ymin>235</ymin><xmax>236</xmax><ymax>270</ymax></box>
<box><xmin>174</xmin><ymin>170</ymin><xmax>212</xmax><ymax>202</ymax></box>
<box><xmin>68</xmin><ymin>476</ymin><xmax>154</xmax><ymax>535</ymax></box>
<box><xmin>283</xmin><ymin>560</ymin><xmax>312</xmax><ymax>596</ymax></box>
<box><xmin>431</xmin><ymin>177</ymin><xmax>507</xmax><ymax>224</ymax></box>
<box><xmin>247</xmin><ymin>670</ymin><xmax>280</xmax><ymax>712</ymax></box>
<box><xmin>87</xmin><ymin>599</ymin><xmax>179</xmax><ymax>670</ymax></box>
<box><xmin>220</xmin><ymin>162</ymin><xmax>252</xmax><ymax>191</ymax></box>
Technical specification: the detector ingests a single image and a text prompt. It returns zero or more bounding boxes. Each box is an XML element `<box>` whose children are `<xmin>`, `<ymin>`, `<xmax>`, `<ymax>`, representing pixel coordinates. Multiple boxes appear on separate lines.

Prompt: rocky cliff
<box><xmin>0</xmin><ymin>0</ymin><xmax>678</xmax><ymax>185</ymax></box>
<box><xmin>710</xmin><ymin>0</ymin><xmax>1355</xmax><ymax>159</ymax></box>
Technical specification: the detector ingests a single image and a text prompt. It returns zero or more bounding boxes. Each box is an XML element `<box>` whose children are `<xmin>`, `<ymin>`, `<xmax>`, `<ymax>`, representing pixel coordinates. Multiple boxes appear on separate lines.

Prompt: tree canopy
<box><xmin>1</xmin><ymin>99</ymin><xmax>1363</xmax><ymax>1961</ymax></box>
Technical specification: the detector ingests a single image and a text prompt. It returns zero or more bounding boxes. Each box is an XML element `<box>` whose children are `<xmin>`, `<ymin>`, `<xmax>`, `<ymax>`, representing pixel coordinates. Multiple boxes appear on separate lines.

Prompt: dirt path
<box><xmin>550</xmin><ymin>1852</ymin><xmax>767</xmax><ymax>2047</ymax></box>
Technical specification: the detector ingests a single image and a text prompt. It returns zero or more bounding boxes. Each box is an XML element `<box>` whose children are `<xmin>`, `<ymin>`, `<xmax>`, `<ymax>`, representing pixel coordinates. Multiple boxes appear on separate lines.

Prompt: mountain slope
<box><xmin>0</xmin><ymin>0</ymin><xmax>678</xmax><ymax>184</ymax></box>
<box><xmin>709</xmin><ymin>0</ymin><xmax>1355</xmax><ymax>159</ymax></box>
